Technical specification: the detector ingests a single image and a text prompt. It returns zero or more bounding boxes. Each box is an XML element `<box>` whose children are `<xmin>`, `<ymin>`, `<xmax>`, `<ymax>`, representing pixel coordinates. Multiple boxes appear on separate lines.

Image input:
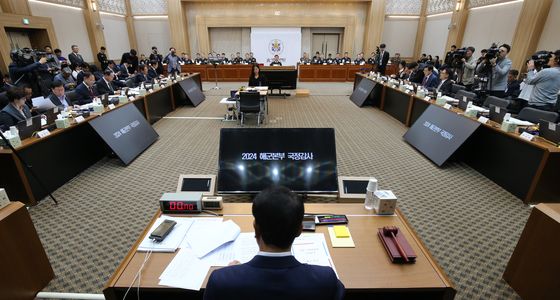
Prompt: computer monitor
<box><xmin>539</xmin><ymin>120</ymin><xmax>560</xmax><ymax>145</ymax></box>
<box><xmin>176</xmin><ymin>174</ymin><xmax>216</xmax><ymax>195</ymax></box>
<box><xmin>218</xmin><ymin>128</ymin><xmax>338</xmax><ymax>194</ymax></box>
<box><xmin>16</xmin><ymin>115</ymin><xmax>42</xmax><ymax>140</ymax></box>
<box><xmin>489</xmin><ymin>104</ymin><xmax>507</xmax><ymax>123</ymax></box>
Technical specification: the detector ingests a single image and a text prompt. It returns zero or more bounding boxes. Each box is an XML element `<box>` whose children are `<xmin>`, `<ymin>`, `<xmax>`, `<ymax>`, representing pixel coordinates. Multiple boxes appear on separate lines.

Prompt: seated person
<box><xmin>117</xmin><ymin>62</ymin><xmax>131</xmax><ymax>80</ymax></box>
<box><xmin>367</xmin><ymin>51</ymin><xmax>376</xmax><ymax>65</ymax></box>
<box><xmin>1</xmin><ymin>74</ymin><xmax>14</xmax><ymax>93</ymax></box>
<box><xmin>325</xmin><ymin>53</ymin><xmax>335</xmax><ymax>64</ymax></box>
<box><xmin>148</xmin><ymin>60</ymin><xmax>160</xmax><ymax>81</ymax></box>
<box><xmin>76</xmin><ymin>63</ymin><xmax>91</xmax><ymax>86</ymax></box>
<box><xmin>407</xmin><ymin>62</ymin><xmax>423</xmax><ymax>84</ymax></box>
<box><xmin>48</xmin><ymin>80</ymin><xmax>72</xmax><ymax>109</ymax></box>
<box><xmin>107</xmin><ymin>60</ymin><xmax>120</xmax><ymax>75</ymax></box>
<box><xmin>194</xmin><ymin>53</ymin><xmax>207</xmax><ymax>64</ymax></box>
<box><xmin>342</xmin><ymin>52</ymin><xmax>352</xmax><ymax>64</ymax></box>
<box><xmin>393</xmin><ymin>60</ymin><xmax>407</xmax><ymax>80</ymax></box>
<box><xmin>204</xmin><ymin>185</ymin><xmax>344</xmax><ymax>300</ymax></box>
<box><xmin>312</xmin><ymin>53</ymin><xmax>323</xmax><ymax>65</ymax></box>
<box><xmin>74</xmin><ymin>72</ymin><xmax>97</xmax><ymax>105</ymax></box>
<box><xmin>299</xmin><ymin>52</ymin><xmax>311</xmax><ymax>64</ymax></box>
<box><xmin>421</xmin><ymin>65</ymin><xmax>439</xmax><ymax>89</ymax></box>
<box><xmin>139</xmin><ymin>53</ymin><xmax>149</xmax><ymax>66</ymax></box>
<box><xmin>0</xmin><ymin>87</ymin><xmax>32</xmax><ymax>130</ymax></box>
<box><xmin>354</xmin><ymin>52</ymin><xmax>365</xmax><ymax>65</ymax></box>
<box><xmin>221</xmin><ymin>53</ymin><xmax>229</xmax><ymax>64</ymax></box>
<box><xmin>181</xmin><ymin>53</ymin><xmax>193</xmax><ymax>65</ymax></box>
<box><xmin>96</xmin><ymin>69</ymin><xmax>122</xmax><ymax>95</ymax></box>
<box><xmin>435</xmin><ymin>68</ymin><xmax>453</xmax><ymax>96</ymax></box>
<box><xmin>333</xmin><ymin>53</ymin><xmax>343</xmax><ymax>65</ymax></box>
<box><xmin>232</xmin><ymin>52</ymin><xmax>243</xmax><ymax>64</ymax></box>
<box><xmin>134</xmin><ymin>65</ymin><xmax>150</xmax><ymax>86</ymax></box>
<box><xmin>248</xmin><ymin>64</ymin><xmax>267</xmax><ymax>87</ymax></box>
<box><xmin>54</xmin><ymin>67</ymin><xmax>76</xmax><ymax>90</ymax></box>
<box><xmin>270</xmin><ymin>55</ymin><xmax>282</xmax><ymax>66</ymax></box>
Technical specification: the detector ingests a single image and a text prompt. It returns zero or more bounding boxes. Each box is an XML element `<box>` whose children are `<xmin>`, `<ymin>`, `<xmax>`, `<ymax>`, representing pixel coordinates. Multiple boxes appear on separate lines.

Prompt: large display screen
<box><xmin>218</xmin><ymin>128</ymin><xmax>338</xmax><ymax>193</ymax></box>
<box><xmin>89</xmin><ymin>103</ymin><xmax>159</xmax><ymax>165</ymax></box>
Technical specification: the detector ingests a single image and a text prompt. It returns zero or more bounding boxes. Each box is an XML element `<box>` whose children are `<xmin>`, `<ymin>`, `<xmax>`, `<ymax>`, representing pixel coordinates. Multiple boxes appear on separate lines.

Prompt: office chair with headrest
<box><xmin>517</xmin><ymin>107</ymin><xmax>558</xmax><ymax>124</ymax></box>
<box><xmin>125</xmin><ymin>78</ymin><xmax>136</xmax><ymax>88</ymax></box>
<box><xmin>451</xmin><ymin>84</ymin><xmax>465</xmax><ymax>97</ymax></box>
<box><xmin>238</xmin><ymin>92</ymin><xmax>263</xmax><ymax>126</ymax></box>
<box><xmin>65</xmin><ymin>91</ymin><xmax>78</xmax><ymax>105</ymax></box>
<box><xmin>0</xmin><ymin>91</ymin><xmax>8</xmax><ymax>110</ymax></box>
<box><xmin>483</xmin><ymin>96</ymin><xmax>509</xmax><ymax>109</ymax></box>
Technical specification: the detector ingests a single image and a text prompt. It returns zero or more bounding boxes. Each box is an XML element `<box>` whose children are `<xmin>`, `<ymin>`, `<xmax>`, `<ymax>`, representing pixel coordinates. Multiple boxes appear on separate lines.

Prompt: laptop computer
<box><xmin>539</xmin><ymin>120</ymin><xmax>560</xmax><ymax>145</ymax></box>
<box><xmin>489</xmin><ymin>104</ymin><xmax>507</xmax><ymax>123</ymax></box>
<box><xmin>16</xmin><ymin>115</ymin><xmax>42</xmax><ymax>140</ymax></box>
<box><xmin>42</xmin><ymin>107</ymin><xmax>59</xmax><ymax>126</ymax></box>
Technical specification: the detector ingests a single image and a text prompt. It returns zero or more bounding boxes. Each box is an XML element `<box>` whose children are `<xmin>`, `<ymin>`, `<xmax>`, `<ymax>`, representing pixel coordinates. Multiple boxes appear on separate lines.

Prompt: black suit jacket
<box><xmin>436</xmin><ymin>79</ymin><xmax>453</xmax><ymax>96</ymax></box>
<box><xmin>204</xmin><ymin>255</ymin><xmax>344</xmax><ymax>300</ymax></box>
<box><xmin>74</xmin><ymin>82</ymin><xmax>95</xmax><ymax>105</ymax></box>
<box><xmin>147</xmin><ymin>67</ymin><xmax>159</xmax><ymax>81</ymax></box>
<box><xmin>95</xmin><ymin>78</ymin><xmax>117</xmax><ymax>95</ymax></box>
<box><xmin>68</xmin><ymin>53</ymin><xmax>84</xmax><ymax>69</ymax></box>
<box><xmin>48</xmin><ymin>93</ymin><xmax>72</xmax><ymax>107</ymax></box>
<box><xmin>134</xmin><ymin>73</ymin><xmax>149</xmax><ymax>86</ymax></box>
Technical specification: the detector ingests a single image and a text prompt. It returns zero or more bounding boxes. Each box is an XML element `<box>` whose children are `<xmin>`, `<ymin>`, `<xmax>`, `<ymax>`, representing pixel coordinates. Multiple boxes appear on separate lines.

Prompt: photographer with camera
<box><xmin>458</xmin><ymin>46</ymin><xmax>476</xmax><ymax>90</ymax></box>
<box><xmin>476</xmin><ymin>44</ymin><xmax>512</xmax><ymax>97</ymax></box>
<box><xmin>523</xmin><ymin>50</ymin><xmax>560</xmax><ymax>111</ymax></box>
<box><xmin>8</xmin><ymin>49</ymin><xmax>49</xmax><ymax>98</ymax></box>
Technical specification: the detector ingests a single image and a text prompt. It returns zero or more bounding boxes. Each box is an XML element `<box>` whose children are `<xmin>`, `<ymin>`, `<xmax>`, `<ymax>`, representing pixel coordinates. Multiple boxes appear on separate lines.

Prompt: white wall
<box><xmin>209</xmin><ymin>27</ymin><xmax>251</xmax><ymax>56</ymax></box>
<box><xmin>29</xmin><ymin>0</ymin><xmax>94</xmax><ymax>62</ymax></box>
<box><xmin>462</xmin><ymin>1</ymin><xmax>523</xmax><ymax>55</ymax></box>
<box><xmin>422</xmin><ymin>13</ymin><xmax>452</xmax><ymax>58</ymax></box>
<box><xmin>538</xmin><ymin>0</ymin><xmax>560</xmax><ymax>51</ymax></box>
<box><xmin>133</xmin><ymin>18</ymin><xmax>171</xmax><ymax>56</ymax></box>
<box><xmin>383</xmin><ymin>17</ymin><xmax>419</xmax><ymax>57</ymax></box>
<box><xmin>100</xmin><ymin>14</ymin><xmax>130</xmax><ymax>60</ymax></box>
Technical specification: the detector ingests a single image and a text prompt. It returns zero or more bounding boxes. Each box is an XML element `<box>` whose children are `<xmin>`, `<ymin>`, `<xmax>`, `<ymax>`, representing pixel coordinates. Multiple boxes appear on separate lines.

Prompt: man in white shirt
<box><xmin>48</xmin><ymin>80</ymin><xmax>71</xmax><ymax>108</ymax></box>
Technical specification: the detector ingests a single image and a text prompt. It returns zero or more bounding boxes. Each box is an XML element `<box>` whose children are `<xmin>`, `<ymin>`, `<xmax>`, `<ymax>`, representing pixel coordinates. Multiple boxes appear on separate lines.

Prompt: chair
<box><xmin>238</xmin><ymin>92</ymin><xmax>263</xmax><ymax>126</ymax></box>
<box><xmin>451</xmin><ymin>84</ymin><xmax>465</xmax><ymax>97</ymax></box>
<box><xmin>483</xmin><ymin>96</ymin><xmax>509</xmax><ymax>109</ymax></box>
<box><xmin>0</xmin><ymin>92</ymin><xmax>8</xmax><ymax>110</ymax></box>
<box><xmin>517</xmin><ymin>107</ymin><xmax>558</xmax><ymax>124</ymax></box>
<box><xmin>456</xmin><ymin>90</ymin><xmax>477</xmax><ymax>101</ymax></box>
<box><xmin>65</xmin><ymin>91</ymin><xmax>78</xmax><ymax>105</ymax></box>
<box><xmin>125</xmin><ymin>78</ymin><xmax>136</xmax><ymax>88</ymax></box>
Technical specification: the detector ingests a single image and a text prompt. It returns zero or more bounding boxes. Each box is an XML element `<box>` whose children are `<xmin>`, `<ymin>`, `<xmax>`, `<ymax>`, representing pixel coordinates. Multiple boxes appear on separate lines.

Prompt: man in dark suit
<box><xmin>48</xmin><ymin>80</ymin><xmax>72</xmax><ymax>108</ymax></box>
<box><xmin>435</xmin><ymin>68</ymin><xmax>453</xmax><ymax>95</ymax></box>
<box><xmin>134</xmin><ymin>65</ymin><xmax>150</xmax><ymax>87</ymax></box>
<box><xmin>421</xmin><ymin>65</ymin><xmax>439</xmax><ymax>90</ymax></box>
<box><xmin>68</xmin><ymin>45</ymin><xmax>84</xmax><ymax>70</ymax></box>
<box><xmin>147</xmin><ymin>60</ymin><xmax>160</xmax><ymax>81</ymax></box>
<box><xmin>149</xmin><ymin>46</ymin><xmax>164</xmax><ymax>74</ymax></box>
<box><xmin>121</xmin><ymin>49</ymin><xmax>139</xmax><ymax>74</ymax></box>
<box><xmin>377</xmin><ymin>44</ymin><xmax>390</xmax><ymax>75</ymax></box>
<box><xmin>204</xmin><ymin>186</ymin><xmax>344</xmax><ymax>300</ymax></box>
<box><xmin>270</xmin><ymin>55</ymin><xmax>282</xmax><ymax>66</ymax></box>
<box><xmin>74</xmin><ymin>72</ymin><xmax>96</xmax><ymax>105</ymax></box>
<box><xmin>504</xmin><ymin>69</ymin><xmax>521</xmax><ymax>99</ymax></box>
<box><xmin>117</xmin><ymin>62</ymin><xmax>130</xmax><ymax>80</ymax></box>
<box><xmin>95</xmin><ymin>69</ymin><xmax>122</xmax><ymax>95</ymax></box>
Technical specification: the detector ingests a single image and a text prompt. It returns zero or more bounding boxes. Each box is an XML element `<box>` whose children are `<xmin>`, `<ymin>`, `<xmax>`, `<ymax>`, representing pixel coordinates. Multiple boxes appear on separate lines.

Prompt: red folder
<box><xmin>377</xmin><ymin>228</ymin><xmax>417</xmax><ymax>264</ymax></box>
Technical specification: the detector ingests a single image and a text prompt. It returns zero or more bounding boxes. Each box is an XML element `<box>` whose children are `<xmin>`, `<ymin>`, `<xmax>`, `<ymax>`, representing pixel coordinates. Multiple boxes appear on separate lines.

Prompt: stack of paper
<box><xmin>186</xmin><ymin>220</ymin><xmax>241</xmax><ymax>258</ymax></box>
<box><xmin>508</xmin><ymin>117</ymin><xmax>535</xmax><ymax>126</ymax></box>
<box><xmin>138</xmin><ymin>216</ymin><xmax>194</xmax><ymax>252</ymax></box>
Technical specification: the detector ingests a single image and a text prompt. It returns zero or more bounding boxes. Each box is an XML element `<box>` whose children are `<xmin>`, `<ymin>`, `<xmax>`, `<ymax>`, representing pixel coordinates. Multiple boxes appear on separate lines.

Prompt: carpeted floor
<box><xmin>29</xmin><ymin>81</ymin><xmax>530</xmax><ymax>299</ymax></box>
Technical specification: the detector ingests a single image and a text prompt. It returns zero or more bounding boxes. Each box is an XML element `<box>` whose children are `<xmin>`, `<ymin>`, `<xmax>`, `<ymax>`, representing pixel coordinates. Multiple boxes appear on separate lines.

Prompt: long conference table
<box><xmin>0</xmin><ymin>73</ymin><xmax>202</xmax><ymax>206</ymax></box>
<box><xmin>354</xmin><ymin>74</ymin><xmax>560</xmax><ymax>204</ymax></box>
<box><xmin>104</xmin><ymin>203</ymin><xmax>456</xmax><ymax>300</ymax></box>
<box><xmin>165</xmin><ymin>63</ymin><xmax>397</xmax><ymax>82</ymax></box>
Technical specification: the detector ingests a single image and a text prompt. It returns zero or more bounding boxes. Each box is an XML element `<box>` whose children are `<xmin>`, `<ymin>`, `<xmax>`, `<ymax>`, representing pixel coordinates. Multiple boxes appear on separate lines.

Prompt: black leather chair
<box><xmin>518</xmin><ymin>107</ymin><xmax>559</xmax><ymax>124</ymax></box>
<box><xmin>451</xmin><ymin>84</ymin><xmax>466</xmax><ymax>98</ymax></box>
<box><xmin>125</xmin><ymin>78</ymin><xmax>136</xmax><ymax>88</ymax></box>
<box><xmin>0</xmin><ymin>92</ymin><xmax>8</xmax><ymax>110</ymax></box>
<box><xmin>65</xmin><ymin>91</ymin><xmax>78</xmax><ymax>105</ymax></box>
<box><xmin>483</xmin><ymin>96</ymin><xmax>509</xmax><ymax>109</ymax></box>
<box><xmin>238</xmin><ymin>91</ymin><xmax>263</xmax><ymax>126</ymax></box>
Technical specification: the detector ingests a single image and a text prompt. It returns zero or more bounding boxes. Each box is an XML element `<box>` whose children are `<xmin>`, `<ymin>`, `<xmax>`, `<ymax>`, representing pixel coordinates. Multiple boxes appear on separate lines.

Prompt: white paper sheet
<box><xmin>187</xmin><ymin>220</ymin><xmax>241</xmax><ymax>258</ymax></box>
<box><xmin>159</xmin><ymin>248</ymin><xmax>210</xmax><ymax>291</ymax></box>
<box><xmin>508</xmin><ymin>117</ymin><xmax>535</xmax><ymax>126</ymax></box>
<box><xmin>138</xmin><ymin>216</ymin><xmax>194</xmax><ymax>252</ymax></box>
<box><xmin>32</xmin><ymin>96</ymin><xmax>56</xmax><ymax>110</ymax></box>
<box><xmin>180</xmin><ymin>218</ymin><xmax>223</xmax><ymax>249</ymax></box>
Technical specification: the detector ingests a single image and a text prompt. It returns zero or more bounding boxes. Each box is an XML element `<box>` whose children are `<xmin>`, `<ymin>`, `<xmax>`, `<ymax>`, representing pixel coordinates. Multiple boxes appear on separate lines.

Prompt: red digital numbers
<box><xmin>168</xmin><ymin>201</ymin><xmax>195</xmax><ymax>211</ymax></box>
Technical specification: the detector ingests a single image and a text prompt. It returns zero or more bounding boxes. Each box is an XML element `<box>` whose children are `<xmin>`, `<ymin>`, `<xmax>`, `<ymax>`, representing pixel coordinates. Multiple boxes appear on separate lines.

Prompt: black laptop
<box><xmin>16</xmin><ymin>115</ymin><xmax>42</xmax><ymax>139</ymax></box>
<box><xmin>458</xmin><ymin>96</ymin><xmax>469</xmax><ymax>110</ymax></box>
<box><xmin>539</xmin><ymin>120</ymin><xmax>560</xmax><ymax>145</ymax></box>
<box><xmin>489</xmin><ymin>104</ymin><xmax>507</xmax><ymax>123</ymax></box>
<box><xmin>42</xmin><ymin>107</ymin><xmax>59</xmax><ymax>126</ymax></box>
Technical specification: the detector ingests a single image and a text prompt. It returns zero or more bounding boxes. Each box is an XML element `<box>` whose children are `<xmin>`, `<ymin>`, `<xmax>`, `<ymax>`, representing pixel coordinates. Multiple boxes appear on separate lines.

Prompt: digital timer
<box><xmin>159</xmin><ymin>192</ymin><xmax>203</xmax><ymax>214</ymax></box>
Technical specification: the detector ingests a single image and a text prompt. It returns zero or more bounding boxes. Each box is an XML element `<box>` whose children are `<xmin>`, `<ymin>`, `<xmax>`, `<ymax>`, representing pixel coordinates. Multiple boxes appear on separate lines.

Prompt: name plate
<box><xmin>128</xmin><ymin>96</ymin><xmax>135</xmax><ymax>101</ymax></box>
<box><xmin>519</xmin><ymin>131</ymin><xmax>534</xmax><ymax>141</ymax></box>
<box><xmin>75</xmin><ymin>116</ymin><xmax>86</xmax><ymax>123</ymax></box>
<box><xmin>477</xmin><ymin>116</ymin><xmax>489</xmax><ymax>124</ymax></box>
<box><xmin>443</xmin><ymin>103</ymin><xmax>452</xmax><ymax>110</ymax></box>
<box><xmin>108</xmin><ymin>104</ymin><xmax>116</xmax><ymax>110</ymax></box>
<box><xmin>36</xmin><ymin>129</ymin><xmax>51</xmax><ymax>138</ymax></box>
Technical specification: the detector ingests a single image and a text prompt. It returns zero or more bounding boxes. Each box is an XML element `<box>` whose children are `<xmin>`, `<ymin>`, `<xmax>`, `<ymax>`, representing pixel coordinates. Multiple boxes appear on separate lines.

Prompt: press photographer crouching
<box><xmin>475</xmin><ymin>44</ymin><xmax>512</xmax><ymax>98</ymax></box>
<box><xmin>523</xmin><ymin>50</ymin><xmax>560</xmax><ymax>111</ymax></box>
<box><xmin>8</xmin><ymin>48</ymin><xmax>51</xmax><ymax>97</ymax></box>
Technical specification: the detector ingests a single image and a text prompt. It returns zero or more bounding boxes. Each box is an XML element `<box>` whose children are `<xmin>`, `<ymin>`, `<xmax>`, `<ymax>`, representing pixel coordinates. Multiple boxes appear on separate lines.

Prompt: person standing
<box><xmin>97</xmin><ymin>46</ymin><xmax>109</xmax><ymax>71</ymax></box>
<box><xmin>377</xmin><ymin>44</ymin><xmax>390</xmax><ymax>75</ymax></box>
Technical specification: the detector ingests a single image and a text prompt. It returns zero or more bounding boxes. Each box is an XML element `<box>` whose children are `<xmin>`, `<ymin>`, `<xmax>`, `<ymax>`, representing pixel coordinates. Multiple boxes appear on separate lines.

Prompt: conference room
<box><xmin>1</xmin><ymin>0</ymin><xmax>559</xmax><ymax>299</ymax></box>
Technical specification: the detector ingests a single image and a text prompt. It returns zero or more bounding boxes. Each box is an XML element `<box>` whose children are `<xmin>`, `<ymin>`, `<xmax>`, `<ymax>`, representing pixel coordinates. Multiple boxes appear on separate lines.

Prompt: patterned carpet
<box><xmin>28</xmin><ymin>81</ymin><xmax>530</xmax><ymax>299</ymax></box>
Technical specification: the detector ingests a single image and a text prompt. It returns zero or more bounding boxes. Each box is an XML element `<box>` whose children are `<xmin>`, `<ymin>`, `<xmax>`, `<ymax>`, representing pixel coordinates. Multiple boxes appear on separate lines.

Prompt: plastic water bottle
<box><xmin>364</xmin><ymin>178</ymin><xmax>378</xmax><ymax>210</ymax></box>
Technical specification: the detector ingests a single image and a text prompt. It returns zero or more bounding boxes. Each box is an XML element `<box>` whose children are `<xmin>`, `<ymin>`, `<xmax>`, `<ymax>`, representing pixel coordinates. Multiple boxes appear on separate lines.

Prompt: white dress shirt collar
<box><xmin>257</xmin><ymin>251</ymin><xmax>292</xmax><ymax>257</ymax></box>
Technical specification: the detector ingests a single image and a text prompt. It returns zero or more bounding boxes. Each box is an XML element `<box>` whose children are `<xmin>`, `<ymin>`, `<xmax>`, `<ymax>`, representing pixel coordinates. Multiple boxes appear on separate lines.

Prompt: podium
<box><xmin>0</xmin><ymin>202</ymin><xmax>54</xmax><ymax>300</ymax></box>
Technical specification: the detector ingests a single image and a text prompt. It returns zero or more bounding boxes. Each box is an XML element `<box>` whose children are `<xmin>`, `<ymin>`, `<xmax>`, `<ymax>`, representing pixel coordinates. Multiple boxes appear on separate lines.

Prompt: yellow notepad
<box><xmin>327</xmin><ymin>226</ymin><xmax>355</xmax><ymax>248</ymax></box>
<box><xmin>333</xmin><ymin>225</ymin><xmax>350</xmax><ymax>238</ymax></box>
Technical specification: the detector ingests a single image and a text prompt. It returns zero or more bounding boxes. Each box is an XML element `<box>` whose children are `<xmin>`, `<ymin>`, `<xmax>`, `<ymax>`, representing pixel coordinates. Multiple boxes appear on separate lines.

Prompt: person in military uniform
<box><xmin>342</xmin><ymin>52</ymin><xmax>351</xmax><ymax>64</ymax></box>
<box><xmin>312</xmin><ymin>53</ymin><xmax>323</xmax><ymax>65</ymax></box>
<box><xmin>354</xmin><ymin>53</ymin><xmax>366</xmax><ymax>65</ymax></box>
<box><xmin>300</xmin><ymin>52</ymin><xmax>311</xmax><ymax>64</ymax></box>
<box><xmin>248</xmin><ymin>52</ymin><xmax>257</xmax><ymax>64</ymax></box>
<box><xmin>182</xmin><ymin>53</ymin><xmax>193</xmax><ymax>64</ymax></box>
<box><xmin>243</xmin><ymin>53</ymin><xmax>251</xmax><ymax>64</ymax></box>
<box><xmin>312</xmin><ymin>51</ymin><xmax>320</xmax><ymax>61</ymax></box>
<box><xmin>221</xmin><ymin>53</ymin><xmax>229</xmax><ymax>64</ymax></box>
<box><xmin>367</xmin><ymin>51</ymin><xmax>377</xmax><ymax>65</ymax></box>
<box><xmin>97</xmin><ymin>46</ymin><xmax>109</xmax><ymax>72</ymax></box>
<box><xmin>333</xmin><ymin>53</ymin><xmax>343</xmax><ymax>65</ymax></box>
<box><xmin>194</xmin><ymin>53</ymin><xmax>206</xmax><ymax>64</ymax></box>
<box><xmin>326</xmin><ymin>53</ymin><xmax>335</xmax><ymax>65</ymax></box>
<box><xmin>270</xmin><ymin>55</ymin><xmax>282</xmax><ymax>66</ymax></box>
<box><xmin>233</xmin><ymin>52</ymin><xmax>243</xmax><ymax>64</ymax></box>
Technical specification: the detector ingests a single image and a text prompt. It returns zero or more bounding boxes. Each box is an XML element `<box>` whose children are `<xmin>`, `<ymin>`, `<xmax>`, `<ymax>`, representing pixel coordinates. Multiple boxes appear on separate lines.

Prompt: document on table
<box><xmin>186</xmin><ymin>220</ymin><xmax>241</xmax><ymax>258</ymax></box>
<box><xmin>200</xmin><ymin>232</ymin><xmax>259</xmax><ymax>266</ymax></box>
<box><xmin>159</xmin><ymin>248</ymin><xmax>210</xmax><ymax>291</ymax></box>
<box><xmin>138</xmin><ymin>216</ymin><xmax>194</xmax><ymax>252</ymax></box>
<box><xmin>179</xmin><ymin>217</ymin><xmax>223</xmax><ymax>249</ymax></box>
<box><xmin>32</xmin><ymin>96</ymin><xmax>56</xmax><ymax>110</ymax></box>
<box><xmin>508</xmin><ymin>117</ymin><xmax>535</xmax><ymax>126</ymax></box>
<box><xmin>292</xmin><ymin>233</ymin><xmax>338</xmax><ymax>277</ymax></box>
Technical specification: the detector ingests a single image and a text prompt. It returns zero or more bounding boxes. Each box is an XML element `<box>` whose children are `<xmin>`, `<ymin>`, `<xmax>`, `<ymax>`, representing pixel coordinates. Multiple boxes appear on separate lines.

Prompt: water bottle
<box><xmin>9</xmin><ymin>126</ymin><xmax>19</xmax><ymax>137</ymax></box>
<box><xmin>364</xmin><ymin>178</ymin><xmax>378</xmax><ymax>210</ymax></box>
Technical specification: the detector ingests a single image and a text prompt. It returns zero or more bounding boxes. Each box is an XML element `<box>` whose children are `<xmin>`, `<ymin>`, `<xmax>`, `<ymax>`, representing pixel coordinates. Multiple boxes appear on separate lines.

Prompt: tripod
<box><xmin>0</xmin><ymin>130</ymin><xmax>58</xmax><ymax>205</ymax></box>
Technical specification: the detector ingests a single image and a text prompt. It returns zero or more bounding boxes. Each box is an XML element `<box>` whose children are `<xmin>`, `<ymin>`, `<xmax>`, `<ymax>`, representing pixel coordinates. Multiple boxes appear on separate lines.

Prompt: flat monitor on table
<box><xmin>176</xmin><ymin>174</ymin><xmax>216</xmax><ymax>195</ymax></box>
<box><xmin>338</xmin><ymin>176</ymin><xmax>372</xmax><ymax>199</ymax></box>
<box><xmin>539</xmin><ymin>120</ymin><xmax>560</xmax><ymax>145</ymax></box>
<box><xmin>16</xmin><ymin>115</ymin><xmax>42</xmax><ymax>139</ymax></box>
<box><xmin>218</xmin><ymin>128</ymin><xmax>338</xmax><ymax>194</ymax></box>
